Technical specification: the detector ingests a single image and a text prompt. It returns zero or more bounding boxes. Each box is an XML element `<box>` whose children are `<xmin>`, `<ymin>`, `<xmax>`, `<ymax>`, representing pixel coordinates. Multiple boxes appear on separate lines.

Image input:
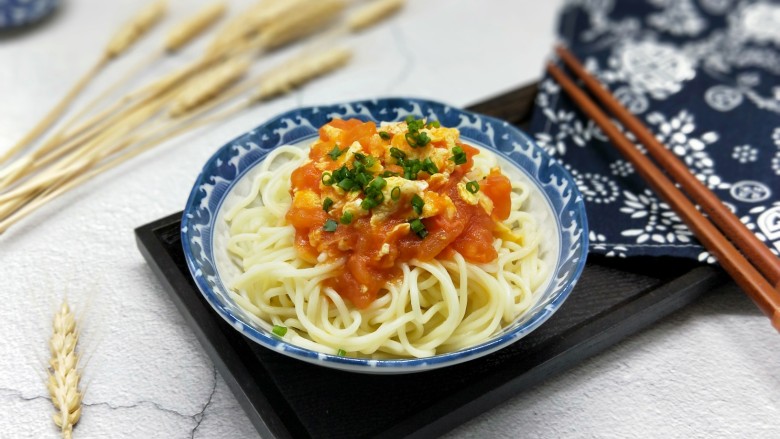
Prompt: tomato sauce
<box><xmin>285</xmin><ymin>118</ymin><xmax>513</xmax><ymax>308</ymax></box>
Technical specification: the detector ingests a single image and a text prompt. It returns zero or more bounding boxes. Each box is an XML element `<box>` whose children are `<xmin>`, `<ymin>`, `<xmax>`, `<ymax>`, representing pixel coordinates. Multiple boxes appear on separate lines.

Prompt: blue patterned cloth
<box><xmin>530</xmin><ymin>0</ymin><xmax>780</xmax><ymax>262</ymax></box>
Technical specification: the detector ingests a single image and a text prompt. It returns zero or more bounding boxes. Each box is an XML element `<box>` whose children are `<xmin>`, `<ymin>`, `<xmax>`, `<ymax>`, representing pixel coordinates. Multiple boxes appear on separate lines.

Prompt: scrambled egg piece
<box><xmin>371</xmin><ymin>177</ymin><xmax>429</xmax><ymax>225</ymax></box>
<box><xmin>291</xmin><ymin>189</ymin><xmax>320</xmax><ymax>210</ymax></box>
<box><xmin>456</xmin><ymin>182</ymin><xmax>494</xmax><ymax>215</ymax></box>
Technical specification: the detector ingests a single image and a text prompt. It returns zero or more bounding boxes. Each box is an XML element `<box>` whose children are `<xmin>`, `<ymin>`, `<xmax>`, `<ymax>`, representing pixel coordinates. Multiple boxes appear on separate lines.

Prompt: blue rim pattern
<box><xmin>182</xmin><ymin>98</ymin><xmax>589</xmax><ymax>373</ymax></box>
<box><xmin>0</xmin><ymin>0</ymin><xmax>59</xmax><ymax>28</ymax></box>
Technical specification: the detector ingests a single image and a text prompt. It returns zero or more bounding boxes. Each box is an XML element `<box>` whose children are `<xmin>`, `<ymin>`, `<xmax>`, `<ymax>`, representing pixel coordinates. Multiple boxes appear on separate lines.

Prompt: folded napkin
<box><xmin>530</xmin><ymin>0</ymin><xmax>780</xmax><ymax>261</ymax></box>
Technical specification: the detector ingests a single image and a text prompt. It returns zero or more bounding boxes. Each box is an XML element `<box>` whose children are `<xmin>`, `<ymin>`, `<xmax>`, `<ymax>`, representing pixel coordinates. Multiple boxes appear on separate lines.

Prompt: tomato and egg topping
<box><xmin>285</xmin><ymin>117</ymin><xmax>513</xmax><ymax>308</ymax></box>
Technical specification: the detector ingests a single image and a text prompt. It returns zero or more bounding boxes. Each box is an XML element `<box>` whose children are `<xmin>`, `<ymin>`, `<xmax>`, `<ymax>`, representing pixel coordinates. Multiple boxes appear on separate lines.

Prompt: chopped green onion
<box><xmin>422</xmin><ymin>157</ymin><xmax>438</xmax><ymax>175</ymax></box>
<box><xmin>403</xmin><ymin>159</ymin><xmax>423</xmax><ymax>180</ymax></box>
<box><xmin>323</xmin><ymin>219</ymin><xmax>338</xmax><ymax>232</ymax></box>
<box><xmin>361</xmin><ymin>189</ymin><xmax>384</xmax><ymax>209</ymax></box>
<box><xmin>450</xmin><ymin>146</ymin><xmax>467</xmax><ymax>165</ymax></box>
<box><xmin>369</xmin><ymin>176</ymin><xmax>387</xmax><ymax>191</ymax></box>
<box><xmin>328</xmin><ymin>145</ymin><xmax>343</xmax><ymax>160</ymax></box>
<box><xmin>355</xmin><ymin>172</ymin><xmax>372</xmax><ymax>189</ymax></box>
<box><xmin>322</xmin><ymin>197</ymin><xmax>334</xmax><ymax>212</ymax></box>
<box><xmin>337</xmin><ymin>349</ymin><xmax>347</xmax><ymax>356</ymax></box>
<box><xmin>405</xmin><ymin>132</ymin><xmax>430</xmax><ymax>148</ymax></box>
<box><xmin>321</xmin><ymin>172</ymin><xmax>334</xmax><ymax>186</ymax></box>
<box><xmin>337</xmin><ymin>178</ymin><xmax>356</xmax><ymax>191</ymax></box>
<box><xmin>405</xmin><ymin>115</ymin><xmax>424</xmax><ymax>132</ymax></box>
<box><xmin>411</xmin><ymin>194</ymin><xmax>424</xmax><ymax>215</ymax></box>
<box><xmin>378</xmin><ymin>131</ymin><xmax>392</xmax><ymax>140</ymax></box>
<box><xmin>416</xmin><ymin>131</ymin><xmax>431</xmax><ymax>146</ymax></box>
<box><xmin>340</xmin><ymin>211</ymin><xmax>353</xmax><ymax>225</ymax></box>
<box><xmin>426</xmin><ymin>120</ymin><xmax>441</xmax><ymax>128</ymax></box>
<box><xmin>389</xmin><ymin>147</ymin><xmax>406</xmax><ymax>161</ymax></box>
<box><xmin>272</xmin><ymin>325</ymin><xmax>287</xmax><ymax>336</ymax></box>
<box><xmin>405</xmin><ymin>132</ymin><xmax>419</xmax><ymax>147</ymax></box>
<box><xmin>333</xmin><ymin>165</ymin><xmax>348</xmax><ymax>181</ymax></box>
<box><xmin>381</xmin><ymin>170</ymin><xmax>399</xmax><ymax>178</ymax></box>
<box><xmin>409</xmin><ymin>218</ymin><xmax>428</xmax><ymax>238</ymax></box>
<box><xmin>466</xmin><ymin>180</ymin><xmax>480</xmax><ymax>194</ymax></box>
<box><xmin>361</xmin><ymin>198</ymin><xmax>378</xmax><ymax>210</ymax></box>
<box><xmin>403</xmin><ymin>116</ymin><xmax>431</xmax><ymax>148</ymax></box>
<box><xmin>391</xmin><ymin>186</ymin><xmax>401</xmax><ymax>201</ymax></box>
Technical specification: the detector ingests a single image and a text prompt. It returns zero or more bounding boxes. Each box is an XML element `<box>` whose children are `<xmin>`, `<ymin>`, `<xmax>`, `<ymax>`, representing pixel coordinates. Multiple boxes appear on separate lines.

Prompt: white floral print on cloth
<box><xmin>531</xmin><ymin>0</ymin><xmax>780</xmax><ymax>260</ymax></box>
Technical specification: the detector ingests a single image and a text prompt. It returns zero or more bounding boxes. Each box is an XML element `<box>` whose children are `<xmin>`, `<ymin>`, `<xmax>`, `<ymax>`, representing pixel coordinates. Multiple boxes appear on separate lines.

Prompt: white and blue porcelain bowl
<box><xmin>182</xmin><ymin>97</ymin><xmax>588</xmax><ymax>374</ymax></box>
<box><xmin>0</xmin><ymin>0</ymin><xmax>59</xmax><ymax>29</ymax></box>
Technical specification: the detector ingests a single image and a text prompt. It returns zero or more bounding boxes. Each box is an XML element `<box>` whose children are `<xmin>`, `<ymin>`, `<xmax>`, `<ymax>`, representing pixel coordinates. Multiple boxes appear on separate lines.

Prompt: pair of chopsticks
<box><xmin>547</xmin><ymin>45</ymin><xmax>780</xmax><ymax>332</ymax></box>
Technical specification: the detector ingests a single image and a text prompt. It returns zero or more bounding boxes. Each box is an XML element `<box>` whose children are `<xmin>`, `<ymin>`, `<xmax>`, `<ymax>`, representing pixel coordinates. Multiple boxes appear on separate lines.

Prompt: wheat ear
<box><xmin>165</xmin><ymin>1</ymin><xmax>227</xmax><ymax>52</ymax></box>
<box><xmin>348</xmin><ymin>0</ymin><xmax>406</xmax><ymax>32</ymax></box>
<box><xmin>169</xmin><ymin>58</ymin><xmax>251</xmax><ymax>117</ymax></box>
<box><xmin>254</xmin><ymin>47</ymin><xmax>352</xmax><ymax>100</ymax></box>
<box><xmin>104</xmin><ymin>0</ymin><xmax>168</xmax><ymax>59</ymax></box>
<box><xmin>247</xmin><ymin>0</ymin><xmax>311</xmax><ymax>31</ymax></box>
<box><xmin>203</xmin><ymin>0</ymin><xmax>272</xmax><ymax>58</ymax></box>
<box><xmin>254</xmin><ymin>0</ymin><xmax>347</xmax><ymax>51</ymax></box>
<box><xmin>47</xmin><ymin>301</ymin><xmax>82</xmax><ymax>439</ymax></box>
<box><xmin>50</xmin><ymin>1</ymin><xmax>223</xmax><ymax>142</ymax></box>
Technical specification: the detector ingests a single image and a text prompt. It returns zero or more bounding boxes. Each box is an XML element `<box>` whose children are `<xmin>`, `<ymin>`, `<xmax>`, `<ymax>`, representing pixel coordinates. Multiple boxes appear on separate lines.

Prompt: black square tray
<box><xmin>135</xmin><ymin>84</ymin><xmax>726</xmax><ymax>439</ymax></box>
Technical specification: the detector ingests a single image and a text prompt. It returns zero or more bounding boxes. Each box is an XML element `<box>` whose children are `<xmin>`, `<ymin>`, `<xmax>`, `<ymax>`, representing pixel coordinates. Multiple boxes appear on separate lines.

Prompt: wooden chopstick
<box><xmin>546</xmin><ymin>57</ymin><xmax>780</xmax><ymax>332</ymax></box>
<box><xmin>555</xmin><ymin>45</ymin><xmax>780</xmax><ymax>289</ymax></box>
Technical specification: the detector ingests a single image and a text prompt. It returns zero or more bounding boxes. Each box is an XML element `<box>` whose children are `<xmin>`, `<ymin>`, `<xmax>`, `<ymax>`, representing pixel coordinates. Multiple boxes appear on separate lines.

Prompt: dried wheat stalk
<box><xmin>47</xmin><ymin>300</ymin><xmax>82</xmax><ymax>439</ymax></box>
<box><xmin>0</xmin><ymin>59</ymin><xmax>108</xmax><ymax>168</ymax></box>
<box><xmin>104</xmin><ymin>0</ymin><xmax>168</xmax><ymax>59</ymax></box>
<box><xmin>348</xmin><ymin>0</ymin><xmax>406</xmax><ymax>32</ymax></box>
<box><xmin>52</xmin><ymin>51</ymin><xmax>164</xmax><ymax>142</ymax></box>
<box><xmin>0</xmin><ymin>43</ymin><xmax>353</xmax><ymax>231</ymax></box>
<box><xmin>253</xmin><ymin>0</ymin><xmax>347</xmax><ymax>51</ymax></box>
<box><xmin>169</xmin><ymin>57</ymin><xmax>251</xmax><ymax>117</ymax></box>
<box><xmin>0</xmin><ymin>119</ymin><xmax>183</xmax><ymax>227</ymax></box>
<box><xmin>254</xmin><ymin>47</ymin><xmax>352</xmax><ymax>100</ymax></box>
<box><xmin>50</xmin><ymin>0</ymin><xmax>341</xmax><ymax>149</ymax></box>
<box><xmin>0</xmin><ymin>86</ymin><xmax>173</xmax><ymax>193</ymax></box>
<box><xmin>0</xmin><ymin>108</ymin><xmax>222</xmax><ymax>233</ymax></box>
<box><xmin>52</xmin><ymin>1</ymin><xmax>225</xmax><ymax>142</ymax></box>
<box><xmin>0</xmin><ymin>0</ymin><xmax>409</xmax><ymax>234</ymax></box>
<box><xmin>0</xmin><ymin>1</ymin><xmax>167</xmax><ymax>168</ymax></box>
<box><xmin>248</xmin><ymin>0</ymin><xmax>310</xmax><ymax>31</ymax></box>
<box><xmin>0</xmin><ymin>87</ymin><xmax>176</xmax><ymax>206</ymax></box>
<box><xmin>165</xmin><ymin>1</ymin><xmax>227</xmax><ymax>52</ymax></box>
<box><xmin>203</xmin><ymin>0</ymin><xmax>273</xmax><ymax>58</ymax></box>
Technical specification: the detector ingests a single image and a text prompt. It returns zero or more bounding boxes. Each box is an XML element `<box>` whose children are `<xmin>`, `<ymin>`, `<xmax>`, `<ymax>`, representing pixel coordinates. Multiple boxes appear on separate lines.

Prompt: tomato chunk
<box><xmin>341</xmin><ymin>121</ymin><xmax>377</xmax><ymax>150</ymax></box>
<box><xmin>449</xmin><ymin>210</ymin><xmax>497</xmax><ymax>263</ymax></box>
<box><xmin>480</xmin><ymin>170</ymin><xmax>512</xmax><ymax>221</ymax></box>
<box><xmin>290</xmin><ymin>161</ymin><xmax>321</xmax><ymax>193</ymax></box>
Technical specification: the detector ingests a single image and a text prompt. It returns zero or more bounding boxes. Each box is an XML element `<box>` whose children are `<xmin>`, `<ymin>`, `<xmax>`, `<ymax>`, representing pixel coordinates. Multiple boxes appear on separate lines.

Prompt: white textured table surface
<box><xmin>1</xmin><ymin>1</ymin><xmax>778</xmax><ymax>438</ymax></box>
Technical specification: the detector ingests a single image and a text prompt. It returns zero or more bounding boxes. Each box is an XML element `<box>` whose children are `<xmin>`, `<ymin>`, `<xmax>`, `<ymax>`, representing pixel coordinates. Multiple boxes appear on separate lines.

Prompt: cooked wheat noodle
<box><xmin>223</xmin><ymin>144</ymin><xmax>548</xmax><ymax>358</ymax></box>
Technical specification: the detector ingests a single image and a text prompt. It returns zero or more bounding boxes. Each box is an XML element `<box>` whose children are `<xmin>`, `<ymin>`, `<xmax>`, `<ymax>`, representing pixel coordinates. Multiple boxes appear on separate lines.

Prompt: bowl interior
<box><xmin>182</xmin><ymin>98</ymin><xmax>588</xmax><ymax>373</ymax></box>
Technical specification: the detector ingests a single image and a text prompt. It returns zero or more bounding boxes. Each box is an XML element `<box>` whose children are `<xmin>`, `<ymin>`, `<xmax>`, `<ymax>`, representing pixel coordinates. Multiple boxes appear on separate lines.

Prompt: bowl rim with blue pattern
<box><xmin>181</xmin><ymin>97</ymin><xmax>588</xmax><ymax>374</ymax></box>
<box><xmin>0</xmin><ymin>0</ymin><xmax>60</xmax><ymax>29</ymax></box>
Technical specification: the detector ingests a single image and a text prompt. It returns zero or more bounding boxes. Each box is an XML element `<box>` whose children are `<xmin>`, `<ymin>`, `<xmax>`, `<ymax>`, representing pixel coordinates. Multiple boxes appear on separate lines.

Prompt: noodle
<box><xmin>223</xmin><ymin>122</ymin><xmax>549</xmax><ymax>359</ymax></box>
